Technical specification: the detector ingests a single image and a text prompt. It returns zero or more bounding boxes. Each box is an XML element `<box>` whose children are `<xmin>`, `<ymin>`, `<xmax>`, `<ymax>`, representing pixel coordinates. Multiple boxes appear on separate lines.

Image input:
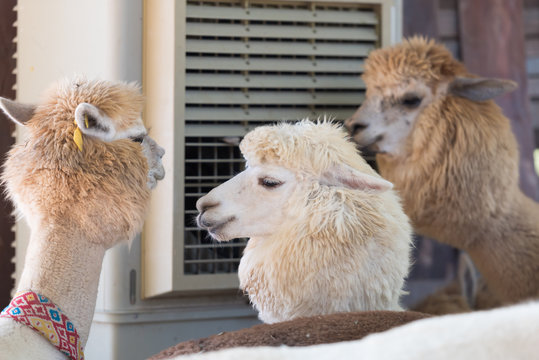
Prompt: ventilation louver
<box><xmin>182</xmin><ymin>0</ymin><xmax>377</xmax><ymax>279</ymax></box>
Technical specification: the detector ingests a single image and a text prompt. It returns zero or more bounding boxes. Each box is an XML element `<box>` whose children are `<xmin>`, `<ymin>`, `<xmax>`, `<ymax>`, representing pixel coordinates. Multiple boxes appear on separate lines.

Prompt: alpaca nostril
<box><xmin>352</xmin><ymin>123</ymin><xmax>368</xmax><ymax>135</ymax></box>
<box><xmin>196</xmin><ymin>199</ymin><xmax>220</xmax><ymax>213</ymax></box>
<box><xmin>344</xmin><ymin>117</ymin><xmax>354</xmax><ymax>131</ymax></box>
<box><xmin>197</xmin><ymin>213</ymin><xmax>213</xmax><ymax>228</ymax></box>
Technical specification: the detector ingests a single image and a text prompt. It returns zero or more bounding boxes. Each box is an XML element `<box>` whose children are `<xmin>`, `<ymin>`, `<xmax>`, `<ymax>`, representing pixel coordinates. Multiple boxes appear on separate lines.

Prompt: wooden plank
<box><xmin>0</xmin><ymin>0</ymin><xmax>16</xmax><ymax>306</ymax></box>
<box><xmin>459</xmin><ymin>0</ymin><xmax>539</xmax><ymax>199</ymax></box>
<box><xmin>527</xmin><ymin>56</ymin><xmax>539</xmax><ymax>76</ymax></box>
<box><xmin>442</xmin><ymin>39</ymin><xmax>460</xmax><ymax>58</ymax></box>
<box><xmin>438</xmin><ymin>8</ymin><xmax>458</xmax><ymax>38</ymax></box>
<box><xmin>403</xmin><ymin>0</ymin><xmax>440</xmax><ymax>38</ymax></box>
<box><xmin>523</xmin><ymin>6</ymin><xmax>539</xmax><ymax>36</ymax></box>
<box><xmin>530</xmin><ymin>100</ymin><xmax>539</xmax><ymax>127</ymax></box>
<box><xmin>529</xmin><ymin>77</ymin><xmax>539</xmax><ymax>98</ymax></box>
<box><xmin>526</xmin><ymin>38</ymin><xmax>539</xmax><ymax>58</ymax></box>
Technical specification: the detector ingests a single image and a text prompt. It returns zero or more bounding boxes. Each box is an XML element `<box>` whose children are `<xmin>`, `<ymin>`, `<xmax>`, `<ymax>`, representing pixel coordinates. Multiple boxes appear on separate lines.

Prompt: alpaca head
<box><xmin>0</xmin><ymin>77</ymin><xmax>165</xmax><ymax>247</ymax></box>
<box><xmin>345</xmin><ymin>36</ymin><xmax>517</xmax><ymax>155</ymax></box>
<box><xmin>196</xmin><ymin>121</ymin><xmax>393</xmax><ymax>242</ymax></box>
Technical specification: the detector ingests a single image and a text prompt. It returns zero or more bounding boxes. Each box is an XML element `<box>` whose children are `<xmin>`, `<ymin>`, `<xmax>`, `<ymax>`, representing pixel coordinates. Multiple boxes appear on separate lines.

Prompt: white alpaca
<box><xmin>196</xmin><ymin>121</ymin><xmax>412</xmax><ymax>324</ymax></box>
<box><xmin>170</xmin><ymin>301</ymin><xmax>539</xmax><ymax>360</ymax></box>
<box><xmin>0</xmin><ymin>78</ymin><xmax>165</xmax><ymax>359</ymax></box>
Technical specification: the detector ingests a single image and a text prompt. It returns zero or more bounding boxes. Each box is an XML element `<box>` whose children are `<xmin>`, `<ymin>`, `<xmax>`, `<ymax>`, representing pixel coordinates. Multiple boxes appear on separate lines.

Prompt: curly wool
<box><xmin>241</xmin><ymin>120</ymin><xmax>380</xmax><ymax>178</ymax></box>
<box><xmin>238</xmin><ymin>121</ymin><xmax>412</xmax><ymax>323</ymax></box>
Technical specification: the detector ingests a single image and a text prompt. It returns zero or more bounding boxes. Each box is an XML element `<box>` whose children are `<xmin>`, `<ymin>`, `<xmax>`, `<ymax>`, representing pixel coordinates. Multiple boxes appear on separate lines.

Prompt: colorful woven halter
<box><xmin>0</xmin><ymin>291</ymin><xmax>84</xmax><ymax>360</ymax></box>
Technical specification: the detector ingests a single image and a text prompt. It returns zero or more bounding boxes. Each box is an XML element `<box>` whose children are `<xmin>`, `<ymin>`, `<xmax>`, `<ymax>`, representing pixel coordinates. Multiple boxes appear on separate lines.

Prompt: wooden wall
<box><xmin>0</xmin><ymin>0</ymin><xmax>16</xmax><ymax>307</ymax></box>
<box><xmin>440</xmin><ymin>0</ymin><xmax>539</xmax><ymax>149</ymax></box>
<box><xmin>525</xmin><ymin>0</ymin><xmax>539</xmax><ymax>143</ymax></box>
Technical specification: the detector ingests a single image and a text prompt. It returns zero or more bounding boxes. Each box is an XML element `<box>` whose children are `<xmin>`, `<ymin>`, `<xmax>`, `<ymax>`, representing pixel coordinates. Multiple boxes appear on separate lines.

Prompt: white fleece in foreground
<box><xmin>174</xmin><ymin>301</ymin><xmax>539</xmax><ymax>360</ymax></box>
<box><xmin>0</xmin><ymin>318</ymin><xmax>65</xmax><ymax>359</ymax></box>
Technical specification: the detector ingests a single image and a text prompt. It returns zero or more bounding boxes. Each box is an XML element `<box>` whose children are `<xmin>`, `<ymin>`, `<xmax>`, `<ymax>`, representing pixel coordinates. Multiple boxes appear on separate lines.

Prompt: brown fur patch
<box><xmin>149</xmin><ymin>311</ymin><xmax>430</xmax><ymax>359</ymax></box>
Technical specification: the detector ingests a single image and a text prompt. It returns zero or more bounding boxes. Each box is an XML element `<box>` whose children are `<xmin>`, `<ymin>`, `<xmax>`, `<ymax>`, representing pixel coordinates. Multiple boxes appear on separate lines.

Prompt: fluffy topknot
<box><xmin>240</xmin><ymin>120</ymin><xmax>378</xmax><ymax>177</ymax></box>
<box><xmin>38</xmin><ymin>76</ymin><xmax>144</xmax><ymax>132</ymax></box>
<box><xmin>362</xmin><ymin>36</ymin><xmax>468</xmax><ymax>87</ymax></box>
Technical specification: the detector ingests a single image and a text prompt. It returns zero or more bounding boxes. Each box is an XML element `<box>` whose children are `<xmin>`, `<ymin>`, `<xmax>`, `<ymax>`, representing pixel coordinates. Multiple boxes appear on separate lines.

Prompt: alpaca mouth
<box><xmin>359</xmin><ymin>145</ymin><xmax>378</xmax><ymax>157</ymax></box>
<box><xmin>197</xmin><ymin>214</ymin><xmax>236</xmax><ymax>240</ymax></box>
<box><xmin>358</xmin><ymin>134</ymin><xmax>384</xmax><ymax>154</ymax></box>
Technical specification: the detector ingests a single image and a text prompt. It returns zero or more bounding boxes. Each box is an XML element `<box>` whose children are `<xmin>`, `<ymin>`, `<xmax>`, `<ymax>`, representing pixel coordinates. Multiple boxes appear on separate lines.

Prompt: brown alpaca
<box><xmin>345</xmin><ymin>37</ymin><xmax>539</xmax><ymax>304</ymax></box>
<box><xmin>0</xmin><ymin>77</ymin><xmax>164</xmax><ymax>359</ymax></box>
<box><xmin>149</xmin><ymin>311</ymin><xmax>430</xmax><ymax>359</ymax></box>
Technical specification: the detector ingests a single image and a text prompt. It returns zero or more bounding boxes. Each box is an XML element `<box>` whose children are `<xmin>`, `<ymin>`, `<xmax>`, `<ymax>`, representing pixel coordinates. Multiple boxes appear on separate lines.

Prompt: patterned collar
<box><xmin>1</xmin><ymin>291</ymin><xmax>84</xmax><ymax>360</ymax></box>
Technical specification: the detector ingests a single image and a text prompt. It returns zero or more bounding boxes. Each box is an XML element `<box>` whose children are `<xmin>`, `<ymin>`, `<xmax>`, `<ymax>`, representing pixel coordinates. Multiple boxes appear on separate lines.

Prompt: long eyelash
<box><xmin>259</xmin><ymin>178</ymin><xmax>282</xmax><ymax>188</ymax></box>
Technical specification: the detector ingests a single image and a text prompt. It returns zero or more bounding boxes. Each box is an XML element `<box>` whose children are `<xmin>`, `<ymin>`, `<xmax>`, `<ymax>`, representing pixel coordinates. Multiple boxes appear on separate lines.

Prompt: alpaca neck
<box><xmin>467</xmin><ymin>193</ymin><xmax>539</xmax><ymax>303</ymax></box>
<box><xmin>16</xmin><ymin>227</ymin><xmax>106</xmax><ymax>345</ymax></box>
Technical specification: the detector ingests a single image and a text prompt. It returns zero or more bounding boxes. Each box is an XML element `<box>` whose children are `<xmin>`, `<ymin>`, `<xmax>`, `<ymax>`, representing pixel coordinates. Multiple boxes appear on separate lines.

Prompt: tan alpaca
<box><xmin>345</xmin><ymin>37</ymin><xmax>539</xmax><ymax>304</ymax></box>
<box><xmin>0</xmin><ymin>77</ymin><xmax>164</xmax><ymax>359</ymax></box>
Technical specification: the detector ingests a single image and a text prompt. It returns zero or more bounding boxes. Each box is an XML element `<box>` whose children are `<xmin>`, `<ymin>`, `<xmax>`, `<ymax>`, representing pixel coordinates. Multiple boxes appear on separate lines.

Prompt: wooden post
<box><xmin>0</xmin><ymin>0</ymin><xmax>16</xmax><ymax>305</ymax></box>
<box><xmin>458</xmin><ymin>0</ymin><xmax>539</xmax><ymax>200</ymax></box>
<box><xmin>403</xmin><ymin>0</ymin><xmax>440</xmax><ymax>39</ymax></box>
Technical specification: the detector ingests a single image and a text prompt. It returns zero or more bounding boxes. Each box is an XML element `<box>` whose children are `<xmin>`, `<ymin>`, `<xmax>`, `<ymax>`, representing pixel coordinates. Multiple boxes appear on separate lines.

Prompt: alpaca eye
<box><xmin>401</xmin><ymin>95</ymin><xmax>422</xmax><ymax>108</ymax></box>
<box><xmin>259</xmin><ymin>177</ymin><xmax>283</xmax><ymax>189</ymax></box>
<box><xmin>131</xmin><ymin>136</ymin><xmax>144</xmax><ymax>143</ymax></box>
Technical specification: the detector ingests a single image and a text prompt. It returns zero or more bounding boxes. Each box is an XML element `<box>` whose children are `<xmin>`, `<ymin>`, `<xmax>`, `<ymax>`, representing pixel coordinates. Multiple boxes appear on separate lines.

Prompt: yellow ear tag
<box><xmin>73</xmin><ymin>122</ymin><xmax>83</xmax><ymax>152</ymax></box>
<box><xmin>84</xmin><ymin>114</ymin><xmax>89</xmax><ymax>128</ymax></box>
<box><xmin>73</xmin><ymin>127</ymin><xmax>83</xmax><ymax>151</ymax></box>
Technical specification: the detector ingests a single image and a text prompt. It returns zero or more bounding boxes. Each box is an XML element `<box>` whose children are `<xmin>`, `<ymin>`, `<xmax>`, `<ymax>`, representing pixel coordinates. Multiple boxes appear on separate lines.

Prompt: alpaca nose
<box><xmin>196</xmin><ymin>197</ymin><xmax>219</xmax><ymax>213</ymax></box>
<box><xmin>351</xmin><ymin>123</ymin><xmax>368</xmax><ymax>135</ymax></box>
<box><xmin>345</xmin><ymin>117</ymin><xmax>369</xmax><ymax>136</ymax></box>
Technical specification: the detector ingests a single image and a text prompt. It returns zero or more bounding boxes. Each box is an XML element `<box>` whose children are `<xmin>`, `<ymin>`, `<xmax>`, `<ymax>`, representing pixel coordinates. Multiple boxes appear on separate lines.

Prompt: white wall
<box><xmin>16</xmin><ymin>0</ymin><xmax>142</xmax><ymax>98</ymax></box>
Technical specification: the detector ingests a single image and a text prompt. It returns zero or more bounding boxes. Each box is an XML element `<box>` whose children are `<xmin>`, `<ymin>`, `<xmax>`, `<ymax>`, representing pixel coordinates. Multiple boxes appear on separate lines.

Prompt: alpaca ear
<box><xmin>0</xmin><ymin>97</ymin><xmax>36</xmax><ymax>126</ymax></box>
<box><xmin>320</xmin><ymin>163</ymin><xmax>393</xmax><ymax>193</ymax></box>
<box><xmin>449</xmin><ymin>77</ymin><xmax>517</xmax><ymax>102</ymax></box>
<box><xmin>74</xmin><ymin>103</ymin><xmax>118</xmax><ymax>141</ymax></box>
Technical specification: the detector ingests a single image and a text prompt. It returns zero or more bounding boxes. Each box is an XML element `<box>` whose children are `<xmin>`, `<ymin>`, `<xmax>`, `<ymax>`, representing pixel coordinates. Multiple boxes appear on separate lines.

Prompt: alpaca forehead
<box><xmin>364</xmin><ymin>64</ymin><xmax>439</xmax><ymax>90</ymax></box>
<box><xmin>241</xmin><ymin>123</ymin><xmax>355</xmax><ymax>167</ymax></box>
<box><xmin>246</xmin><ymin>163</ymin><xmax>297</xmax><ymax>179</ymax></box>
<box><xmin>363</xmin><ymin>40</ymin><xmax>465</xmax><ymax>87</ymax></box>
<box><xmin>365</xmin><ymin>78</ymin><xmax>432</xmax><ymax>102</ymax></box>
<box><xmin>364</xmin><ymin>56</ymin><xmax>438</xmax><ymax>84</ymax></box>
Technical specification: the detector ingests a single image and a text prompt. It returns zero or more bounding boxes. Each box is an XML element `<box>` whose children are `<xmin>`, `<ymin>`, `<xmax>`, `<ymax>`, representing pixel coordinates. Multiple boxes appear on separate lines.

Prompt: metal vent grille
<box><xmin>184</xmin><ymin>137</ymin><xmax>247</xmax><ymax>275</ymax></box>
<box><xmin>183</xmin><ymin>0</ymin><xmax>379</xmax><ymax>276</ymax></box>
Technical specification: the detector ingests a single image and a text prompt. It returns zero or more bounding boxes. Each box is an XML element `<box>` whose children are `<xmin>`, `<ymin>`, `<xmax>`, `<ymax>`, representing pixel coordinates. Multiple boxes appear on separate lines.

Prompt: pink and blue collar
<box><xmin>1</xmin><ymin>291</ymin><xmax>84</xmax><ymax>360</ymax></box>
